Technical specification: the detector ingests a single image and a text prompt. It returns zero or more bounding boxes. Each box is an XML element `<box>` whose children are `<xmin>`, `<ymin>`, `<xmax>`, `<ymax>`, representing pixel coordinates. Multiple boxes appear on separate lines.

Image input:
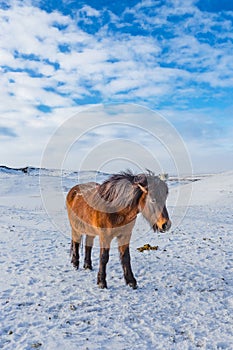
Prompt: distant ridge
<box><xmin>0</xmin><ymin>165</ymin><xmax>203</xmax><ymax>191</ymax></box>
<box><xmin>0</xmin><ymin>165</ymin><xmax>110</xmax><ymax>179</ymax></box>
<box><xmin>0</xmin><ymin>165</ymin><xmax>35</xmax><ymax>174</ymax></box>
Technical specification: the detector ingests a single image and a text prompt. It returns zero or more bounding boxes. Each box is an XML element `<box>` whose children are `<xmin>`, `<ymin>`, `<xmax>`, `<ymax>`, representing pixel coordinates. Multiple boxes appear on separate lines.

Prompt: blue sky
<box><xmin>0</xmin><ymin>0</ymin><xmax>233</xmax><ymax>173</ymax></box>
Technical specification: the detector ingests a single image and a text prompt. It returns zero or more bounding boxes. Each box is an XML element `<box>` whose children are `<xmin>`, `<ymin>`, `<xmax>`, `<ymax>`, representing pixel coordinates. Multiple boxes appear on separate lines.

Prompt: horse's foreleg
<box><xmin>84</xmin><ymin>235</ymin><xmax>94</xmax><ymax>270</ymax></box>
<box><xmin>118</xmin><ymin>243</ymin><xmax>137</xmax><ymax>289</ymax></box>
<box><xmin>97</xmin><ymin>247</ymin><xmax>110</xmax><ymax>289</ymax></box>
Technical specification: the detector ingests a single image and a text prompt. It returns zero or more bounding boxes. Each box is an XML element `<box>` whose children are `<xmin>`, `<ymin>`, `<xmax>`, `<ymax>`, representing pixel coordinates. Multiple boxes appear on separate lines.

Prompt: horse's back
<box><xmin>66</xmin><ymin>182</ymin><xmax>98</xmax><ymax>206</ymax></box>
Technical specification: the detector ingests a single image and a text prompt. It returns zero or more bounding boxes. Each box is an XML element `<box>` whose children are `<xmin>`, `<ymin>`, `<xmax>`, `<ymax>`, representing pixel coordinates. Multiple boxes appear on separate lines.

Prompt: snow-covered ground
<box><xmin>0</xmin><ymin>168</ymin><xmax>233</xmax><ymax>350</ymax></box>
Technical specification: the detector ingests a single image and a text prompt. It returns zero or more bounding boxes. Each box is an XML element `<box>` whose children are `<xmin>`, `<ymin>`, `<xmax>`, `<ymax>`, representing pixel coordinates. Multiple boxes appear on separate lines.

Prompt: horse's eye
<box><xmin>150</xmin><ymin>198</ymin><xmax>156</xmax><ymax>203</ymax></box>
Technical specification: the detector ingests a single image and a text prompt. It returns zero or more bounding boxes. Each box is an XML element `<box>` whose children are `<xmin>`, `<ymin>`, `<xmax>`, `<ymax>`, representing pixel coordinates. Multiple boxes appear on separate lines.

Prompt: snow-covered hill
<box><xmin>0</xmin><ymin>168</ymin><xmax>233</xmax><ymax>349</ymax></box>
<box><xmin>168</xmin><ymin>170</ymin><xmax>233</xmax><ymax>207</ymax></box>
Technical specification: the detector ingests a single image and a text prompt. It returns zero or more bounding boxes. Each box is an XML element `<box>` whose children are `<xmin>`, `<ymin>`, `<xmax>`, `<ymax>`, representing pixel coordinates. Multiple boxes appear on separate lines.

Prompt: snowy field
<box><xmin>0</xmin><ymin>167</ymin><xmax>233</xmax><ymax>350</ymax></box>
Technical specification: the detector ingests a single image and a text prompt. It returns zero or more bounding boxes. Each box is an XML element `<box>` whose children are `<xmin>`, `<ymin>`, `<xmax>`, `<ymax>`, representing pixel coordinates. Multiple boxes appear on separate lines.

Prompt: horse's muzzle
<box><xmin>153</xmin><ymin>219</ymin><xmax>171</xmax><ymax>233</ymax></box>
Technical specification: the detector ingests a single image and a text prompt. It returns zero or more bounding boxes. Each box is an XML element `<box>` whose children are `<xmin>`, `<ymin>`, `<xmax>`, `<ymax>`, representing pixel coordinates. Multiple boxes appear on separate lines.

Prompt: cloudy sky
<box><xmin>0</xmin><ymin>0</ymin><xmax>233</xmax><ymax>173</ymax></box>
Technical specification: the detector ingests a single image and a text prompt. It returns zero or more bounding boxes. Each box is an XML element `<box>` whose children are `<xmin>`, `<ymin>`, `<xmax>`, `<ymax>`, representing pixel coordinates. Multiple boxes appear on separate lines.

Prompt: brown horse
<box><xmin>66</xmin><ymin>171</ymin><xmax>171</xmax><ymax>289</ymax></box>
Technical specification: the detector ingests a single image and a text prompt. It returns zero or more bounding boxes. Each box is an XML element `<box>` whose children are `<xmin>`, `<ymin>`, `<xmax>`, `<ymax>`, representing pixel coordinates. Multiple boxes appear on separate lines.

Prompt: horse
<box><xmin>66</xmin><ymin>170</ymin><xmax>171</xmax><ymax>289</ymax></box>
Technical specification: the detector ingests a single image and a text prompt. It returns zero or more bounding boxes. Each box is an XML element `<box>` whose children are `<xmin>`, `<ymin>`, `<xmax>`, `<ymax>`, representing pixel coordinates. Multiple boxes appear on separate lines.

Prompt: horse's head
<box><xmin>135</xmin><ymin>173</ymin><xmax>171</xmax><ymax>233</ymax></box>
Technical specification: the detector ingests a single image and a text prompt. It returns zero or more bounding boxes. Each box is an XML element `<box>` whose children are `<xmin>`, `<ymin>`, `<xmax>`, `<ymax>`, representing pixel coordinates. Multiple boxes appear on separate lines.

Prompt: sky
<box><xmin>0</xmin><ymin>0</ymin><xmax>233</xmax><ymax>174</ymax></box>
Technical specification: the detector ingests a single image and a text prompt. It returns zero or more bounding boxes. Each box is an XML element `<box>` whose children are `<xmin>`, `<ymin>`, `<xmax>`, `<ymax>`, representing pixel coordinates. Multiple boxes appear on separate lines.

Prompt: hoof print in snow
<box><xmin>31</xmin><ymin>342</ymin><xmax>42</xmax><ymax>348</ymax></box>
<box><xmin>70</xmin><ymin>304</ymin><xmax>77</xmax><ymax>311</ymax></box>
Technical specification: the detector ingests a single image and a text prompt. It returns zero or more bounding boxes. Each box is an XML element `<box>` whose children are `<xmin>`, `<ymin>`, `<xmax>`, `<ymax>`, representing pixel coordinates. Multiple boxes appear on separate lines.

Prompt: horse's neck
<box><xmin>118</xmin><ymin>205</ymin><xmax>139</xmax><ymax>223</ymax></box>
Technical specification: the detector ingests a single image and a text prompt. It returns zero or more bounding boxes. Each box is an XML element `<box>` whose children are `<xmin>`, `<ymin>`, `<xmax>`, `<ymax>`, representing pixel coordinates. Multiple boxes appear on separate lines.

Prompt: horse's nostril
<box><xmin>162</xmin><ymin>220</ymin><xmax>171</xmax><ymax>231</ymax></box>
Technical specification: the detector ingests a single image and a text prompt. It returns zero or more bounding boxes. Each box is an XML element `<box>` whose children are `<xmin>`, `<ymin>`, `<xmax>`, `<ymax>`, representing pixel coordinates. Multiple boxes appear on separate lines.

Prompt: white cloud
<box><xmin>1</xmin><ymin>1</ymin><xmax>232</xmax><ymax>105</ymax></box>
<box><xmin>161</xmin><ymin>106</ymin><xmax>233</xmax><ymax>172</ymax></box>
<box><xmin>78</xmin><ymin>5</ymin><xmax>101</xmax><ymax>18</ymax></box>
<box><xmin>0</xmin><ymin>0</ymin><xmax>233</xmax><ymax>171</ymax></box>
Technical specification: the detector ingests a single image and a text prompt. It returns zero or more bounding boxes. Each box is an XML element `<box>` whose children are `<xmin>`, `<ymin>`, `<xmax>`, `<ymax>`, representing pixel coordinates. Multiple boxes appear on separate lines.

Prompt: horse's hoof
<box><xmin>83</xmin><ymin>263</ymin><xmax>93</xmax><ymax>270</ymax></box>
<box><xmin>97</xmin><ymin>281</ymin><xmax>108</xmax><ymax>289</ymax></box>
<box><xmin>71</xmin><ymin>260</ymin><xmax>79</xmax><ymax>270</ymax></box>
<box><xmin>72</xmin><ymin>265</ymin><xmax>79</xmax><ymax>270</ymax></box>
<box><xmin>129</xmin><ymin>283</ymin><xmax>137</xmax><ymax>290</ymax></box>
<box><xmin>127</xmin><ymin>281</ymin><xmax>138</xmax><ymax>289</ymax></box>
<box><xmin>72</xmin><ymin>264</ymin><xmax>79</xmax><ymax>270</ymax></box>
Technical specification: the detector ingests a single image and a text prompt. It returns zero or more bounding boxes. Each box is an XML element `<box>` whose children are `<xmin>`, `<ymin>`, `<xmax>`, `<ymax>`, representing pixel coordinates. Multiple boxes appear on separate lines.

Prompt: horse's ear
<box><xmin>137</xmin><ymin>183</ymin><xmax>148</xmax><ymax>193</ymax></box>
<box><xmin>134</xmin><ymin>174</ymin><xmax>148</xmax><ymax>193</ymax></box>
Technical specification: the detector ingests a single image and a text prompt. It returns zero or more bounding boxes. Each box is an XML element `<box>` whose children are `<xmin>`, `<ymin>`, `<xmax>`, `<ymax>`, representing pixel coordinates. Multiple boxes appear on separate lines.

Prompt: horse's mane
<box><xmin>97</xmin><ymin>170</ymin><xmax>153</xmax><ymax>209</ymax></box>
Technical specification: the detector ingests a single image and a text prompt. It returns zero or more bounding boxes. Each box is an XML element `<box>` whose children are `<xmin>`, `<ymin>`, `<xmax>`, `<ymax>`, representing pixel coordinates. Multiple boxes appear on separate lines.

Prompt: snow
<box><xmin>169</xmin><ymin>171</ymin><xmax>233</xmax><ymax>207</ymax></box>
<box><xmin>0</xmin><ymin>168</ymin><xmax>233</xmax><ymax>349</ymax></box>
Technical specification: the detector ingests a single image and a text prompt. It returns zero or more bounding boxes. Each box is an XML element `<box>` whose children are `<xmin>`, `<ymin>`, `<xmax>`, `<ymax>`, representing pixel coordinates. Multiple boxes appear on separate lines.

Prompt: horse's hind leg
<box><xmin>84</xmin><ymin>235</ymin><xmax>94</xmax><ymax>270</ymax></box>
<box><xmin>70</xmin><ymin>240</ymin><xmax>79</xmax><ymax>269</ymax></box>
<box><xmin>70</xmin><ymin>230</ymin><xmax>81</xmax><ymax>269</ymax></box>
